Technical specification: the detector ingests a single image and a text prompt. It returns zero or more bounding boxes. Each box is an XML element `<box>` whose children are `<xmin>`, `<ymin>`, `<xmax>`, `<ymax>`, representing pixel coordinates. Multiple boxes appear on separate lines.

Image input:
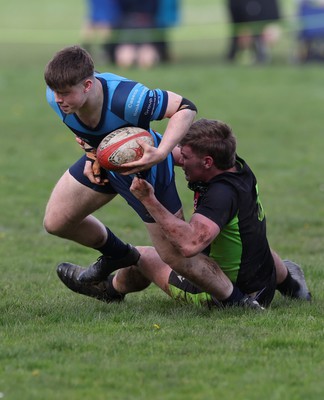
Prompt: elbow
<box><xmin>179</xmin><ymin>237</ymin><xmax>210</xmax><ymax>258</ymax></box>
<box><xmin>179</xmin><ymin>245</ymin><xmax>198</xmax><ymax>258</ymax></box>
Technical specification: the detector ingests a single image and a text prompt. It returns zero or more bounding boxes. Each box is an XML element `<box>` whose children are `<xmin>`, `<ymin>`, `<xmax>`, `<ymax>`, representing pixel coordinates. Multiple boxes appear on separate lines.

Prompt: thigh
<box><xmin>45</xmin><ymin>169</ymin><xmax>116</xmax><ymax>222</ymax></box>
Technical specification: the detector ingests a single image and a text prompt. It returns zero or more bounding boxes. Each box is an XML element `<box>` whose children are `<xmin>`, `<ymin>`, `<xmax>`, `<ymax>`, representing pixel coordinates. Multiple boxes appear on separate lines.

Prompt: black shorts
<box><xmin>69</xmin><ymin>154</ymin><xmax>182</xmax><ymax>223</ymax></box>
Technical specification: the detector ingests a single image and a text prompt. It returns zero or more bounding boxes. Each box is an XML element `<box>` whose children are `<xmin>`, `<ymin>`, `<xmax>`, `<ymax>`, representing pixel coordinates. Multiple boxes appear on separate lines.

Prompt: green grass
<box><xmin>1</xmin><ymin>1</ymin><xmax>324</xmax><ymax>399</ymax></box>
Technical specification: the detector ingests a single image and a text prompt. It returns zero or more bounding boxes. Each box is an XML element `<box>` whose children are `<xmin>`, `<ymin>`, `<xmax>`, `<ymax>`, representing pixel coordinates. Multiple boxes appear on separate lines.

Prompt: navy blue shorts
<box><xmin>69</xmin><ymin>154</ymin><xmax>182</xmax><ymax>223</ymax></box>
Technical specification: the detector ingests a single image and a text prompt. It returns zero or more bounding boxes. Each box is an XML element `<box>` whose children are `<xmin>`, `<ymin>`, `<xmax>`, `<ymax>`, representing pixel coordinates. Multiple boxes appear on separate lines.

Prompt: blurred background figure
<box><xmin>226</xmin><ymin>0</ymin><xmax>281</xmax><ymax>64</ymax></box>
<box><xmin>296</xmin><ymin>0</ymin><xmax>324</xmax><ymax>62</ymax></box>
<box><xmin>104</xmin><ymin>0</ymin><xmax>180</xmax><ymax>68</ymax></box>
<box><xmin>108</xmin><ymin>0</ymin><xmax>161</xmax><ymax>68</ymax></box>
<box><xmin>81</xmin><ymin>0</ymin><xmax>121</xmax><ymax>59</ymax></box>
<box><xmin>155</xmin><ymin>0</ymin><xmax>180</xmax><ymax>62</ymax></box>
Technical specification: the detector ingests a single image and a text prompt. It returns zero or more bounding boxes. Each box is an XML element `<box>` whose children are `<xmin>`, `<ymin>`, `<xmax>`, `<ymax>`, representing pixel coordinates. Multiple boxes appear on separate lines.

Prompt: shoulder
<box><xmin>207</xmin><ymin>179</ymin><xmax>238</xmax><ymax>198</ymax></box>
<box><xmin>95</xmin><ymin>72</ymin><xmax>129</xmax><ymax>82</ymax></box>
<box><xmin>235</xmin><ymin>156</ymin><xmax>255</xmax><ymax>178</ymax></box>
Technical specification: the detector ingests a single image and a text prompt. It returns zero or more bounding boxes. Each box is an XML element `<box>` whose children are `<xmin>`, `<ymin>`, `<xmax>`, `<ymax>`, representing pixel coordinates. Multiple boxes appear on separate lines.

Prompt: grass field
<box><xmin>1</xmin><ymin>1</ymin><xmax>324</xmax><ymax>399</ymax></box>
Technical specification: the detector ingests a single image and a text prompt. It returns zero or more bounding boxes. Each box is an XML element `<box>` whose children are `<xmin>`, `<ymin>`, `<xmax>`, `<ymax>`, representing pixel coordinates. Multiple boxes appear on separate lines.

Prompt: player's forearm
<box><xmin>158</xmin><ymin>109</ymin><xmax>196</xmax><ymax>158</ymax></box>
<box><xmin>141</xmin><ymin>196</ymin><xmax>199</xmax><ymax>257</ymax></box>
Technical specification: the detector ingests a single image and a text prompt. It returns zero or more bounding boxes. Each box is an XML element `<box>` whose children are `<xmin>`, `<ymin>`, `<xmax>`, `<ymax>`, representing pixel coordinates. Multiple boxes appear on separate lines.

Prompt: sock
<box><xmin>96</xmin><ymin>227</ymin><xmax>130</xmax><ymax>259</ymax></box>
<box><xmin>277</xmin><ymin>271</ymin><xmax>300</xmax><ymax>297</ymax></box>
<box><xmin>220</xmin><ymin>286</ymin><xmax>245</xmax><ymax>307</ymax></box>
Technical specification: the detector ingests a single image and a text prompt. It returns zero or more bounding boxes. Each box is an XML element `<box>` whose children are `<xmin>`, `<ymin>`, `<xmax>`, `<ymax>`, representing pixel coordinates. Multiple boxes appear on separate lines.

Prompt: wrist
<box><xmin>155</xmin><ymin>146</ymin><xmax>169</xmax><ymax>161</ymax></box>
<box><xmin>141</xmin><ymin>195</ymin><xmax>160</xmax><ymax>214</ymax></box>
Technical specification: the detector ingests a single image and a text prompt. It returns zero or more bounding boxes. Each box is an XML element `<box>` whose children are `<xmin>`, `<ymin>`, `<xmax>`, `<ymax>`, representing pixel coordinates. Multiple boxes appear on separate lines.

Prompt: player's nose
<box><xmin>54</xmin><ymin>92</ymin><xmax>63</xmax><ymax>103</ymax></box>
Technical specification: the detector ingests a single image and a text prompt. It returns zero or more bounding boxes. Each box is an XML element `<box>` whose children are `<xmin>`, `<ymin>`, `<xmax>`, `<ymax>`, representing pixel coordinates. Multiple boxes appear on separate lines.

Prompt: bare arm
<box><xmin>156</xmin><ymin>91</ymin><xmax>197</xmax><ymax>159</ymax></box>
<box><xmin>121</xmin><ymin>91</ymin><xmax>196</xmax><ymax>174</ymax></box>
<box><xmin>130</xmin><ymin>177</ymin><xmax>219</xmax><ymax>257</ymax></box>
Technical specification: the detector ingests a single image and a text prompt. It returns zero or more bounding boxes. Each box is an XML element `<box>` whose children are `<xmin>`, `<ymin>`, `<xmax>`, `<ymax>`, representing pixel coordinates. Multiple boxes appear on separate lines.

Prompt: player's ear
<box><xmin>203</xmin><ymin>156</ymin><xmax>213</xmax><ymax>169</ymax></box>
<box><xmin>83</xmin><ymin>78</ymin><xmax>93</xmax><ymax>92</ymax></box>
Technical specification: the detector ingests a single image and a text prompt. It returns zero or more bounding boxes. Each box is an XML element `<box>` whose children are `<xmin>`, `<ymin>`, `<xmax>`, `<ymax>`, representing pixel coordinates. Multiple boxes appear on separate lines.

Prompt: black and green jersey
<box><xmin>193</xmin><ymin>156</ymin><xmax>274</xmax><ymax>294</ymax></box>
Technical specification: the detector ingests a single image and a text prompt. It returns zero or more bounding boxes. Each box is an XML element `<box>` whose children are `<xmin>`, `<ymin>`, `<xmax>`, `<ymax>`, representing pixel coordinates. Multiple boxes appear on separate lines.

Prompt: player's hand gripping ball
<box><xmin>96</xmin><ymin>127</ymin><xmax>154</xmax><ymax>172</ymax></box>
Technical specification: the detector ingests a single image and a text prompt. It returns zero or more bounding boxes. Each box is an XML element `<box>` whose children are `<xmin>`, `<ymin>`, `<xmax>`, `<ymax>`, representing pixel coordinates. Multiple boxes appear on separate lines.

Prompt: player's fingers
<box><xmin>84</xmin><ymin>160</ymin><xmax>101</xmax><ymax>184</ymax></box>
<box><xmin>135</xmin><ymin>139</ymin><xmax>151</xmax><ymax>149</ymax></box>
<box><xmin>92</xmin><ymin>160</ymin><xmax>101</xmax><ymax>176</ymax></box>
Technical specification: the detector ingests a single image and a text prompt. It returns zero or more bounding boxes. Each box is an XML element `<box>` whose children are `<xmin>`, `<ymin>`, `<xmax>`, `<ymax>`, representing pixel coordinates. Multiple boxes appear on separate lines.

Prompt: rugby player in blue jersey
<box><xmin>47</xmin><ymin>45</ymin><xmax>263</xmax><ymax>308</ymax></box>
<box><xmin>44</xmin><ymin>45</ymin><xmax>225</xmax><ymax>299</ymax></box>
<box><xmin>57</xmin><ymin>118</ymin><xmax>311</xmax><ymax>309</ymax></box>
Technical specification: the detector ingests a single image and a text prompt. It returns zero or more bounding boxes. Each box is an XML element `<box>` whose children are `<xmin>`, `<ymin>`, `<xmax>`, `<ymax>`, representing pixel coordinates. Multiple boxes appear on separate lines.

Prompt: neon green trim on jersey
<box><xmin>209</xmin><ymin>214</ymin><xmax>242</xmax><ymax>282</ymax></box>
<box><xmin>255</xmin><ymin>183</ymin><xmax>265</xmax><ymax>221</ymax></box>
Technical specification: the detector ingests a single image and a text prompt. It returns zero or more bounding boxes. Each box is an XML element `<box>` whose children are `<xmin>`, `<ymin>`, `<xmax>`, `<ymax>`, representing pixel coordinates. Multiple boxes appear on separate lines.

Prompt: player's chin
<box><xmin>183</xmin><ymin>171</ymin><xmax>190</xmax><ymax>181</ymax></box>
<box><xmin>59</xmin><ymin>106</ymin><xmax>72</xmax><ymax>113</ymax></box>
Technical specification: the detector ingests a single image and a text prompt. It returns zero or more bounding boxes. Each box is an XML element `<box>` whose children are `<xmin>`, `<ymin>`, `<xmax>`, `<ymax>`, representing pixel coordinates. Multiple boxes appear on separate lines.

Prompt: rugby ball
<box><xmin>96</xmin><ymin>126</ymin><xmax>154</xmax><ymax>171</ymax></box>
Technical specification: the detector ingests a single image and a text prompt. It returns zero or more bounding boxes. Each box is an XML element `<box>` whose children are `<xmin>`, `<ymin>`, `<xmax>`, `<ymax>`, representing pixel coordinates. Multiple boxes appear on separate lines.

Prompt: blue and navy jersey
<box><xmin>47</xmin><ymin>72</ymin><xmax>177</xmax><ymax>199</ymax></box>
<box><xmin>46</xmin><ymin>72</ymin><xmax>168</xmax><ymax>148</ymax></box>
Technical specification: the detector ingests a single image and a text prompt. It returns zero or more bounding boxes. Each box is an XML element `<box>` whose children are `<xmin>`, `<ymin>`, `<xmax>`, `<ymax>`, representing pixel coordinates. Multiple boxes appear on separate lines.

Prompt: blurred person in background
<box><xmin>155</xmin><ymin>0</ymin><xmax>180</xmax><ymax>62</ymax></box>
<box><xmin>81</xmin><ymin>0</ymin><xmax>121</xmax><ymax>60</ymax></box>
<box><xmin>104</xmin><ymin>0</ymin><xmax>180</xmax><ymax>68</ymax></box>
<box><xmin>296</xmin><ymin>0</ymin><xmax>324</xmax><ymax>62</ymax></box>
<box><xmin>108</xmin><ymin>0</ymin><xmax>161</xmax><ymax>68</ymax></box>
<box><xmin>226</xmin><ymin>0</ymin><xmax>281</xmax><ymax>64</ymax></box>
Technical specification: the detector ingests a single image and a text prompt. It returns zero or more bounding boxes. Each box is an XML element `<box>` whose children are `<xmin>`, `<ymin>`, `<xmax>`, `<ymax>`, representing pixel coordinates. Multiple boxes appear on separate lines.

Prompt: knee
<box><xmin>43</xmin><ymin>217</ymin><xmax>58</xmax><ymax>236</ymax></box>
<box><xmin>43</xmin><ymin>211</ymin><xmax>65</xmax><ymax>236</ymax></box>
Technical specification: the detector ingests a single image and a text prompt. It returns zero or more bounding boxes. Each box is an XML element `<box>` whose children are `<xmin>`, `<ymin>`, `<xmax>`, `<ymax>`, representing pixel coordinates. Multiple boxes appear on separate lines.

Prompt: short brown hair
<box><xmin>180</xmin><ymin>119</ymin><xmax>237</xmax><ymax>170</ymax></box>
<box><xmin>44</xmin><ymin>45</ymin><xmax>94</xmax><ymax>91</ymax></box>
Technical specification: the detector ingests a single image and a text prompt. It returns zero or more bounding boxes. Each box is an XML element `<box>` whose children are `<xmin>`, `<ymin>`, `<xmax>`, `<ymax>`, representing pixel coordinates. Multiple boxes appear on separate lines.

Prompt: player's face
<box><xmin>179</xmin><ymin>145</ymin><xmax>206</xmax><ymax>182</ymax></box>
<box><xmin>53</xmin><ymin>83</ymin><xmax>87</xmax><ymax>114</ymax></box>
